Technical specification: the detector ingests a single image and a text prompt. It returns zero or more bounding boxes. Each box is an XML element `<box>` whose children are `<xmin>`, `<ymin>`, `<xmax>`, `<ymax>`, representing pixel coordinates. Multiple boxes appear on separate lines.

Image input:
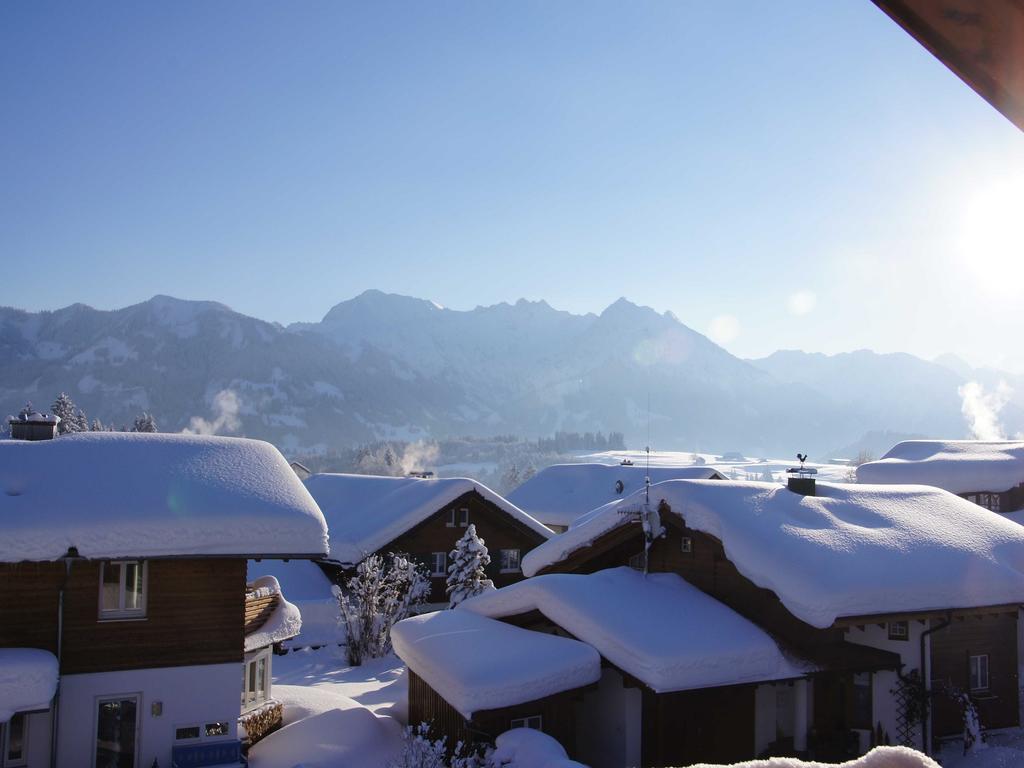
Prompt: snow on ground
<box><xmin>461</xmin><ymin>567</ymin><xmax>812</xmax><ymax>692</ymax></box>
<box><xmin>247</xmin><ymin>684</ymin><xmax>403</xmax><ymax>768</ymax></box>
<box><xmin>392</xmin><ymin>609</ymin><xmax>601</xmax><ymax>718</ymax></box>
<box><xmin>523</xmin><ymin>479</ymin><xmax>1024</xmax><ymax>628</ymax></box>
<box><xmin>0</xmin><ymin>648</ymin><xmax>59</xmax><ymax>722</ymax></box>
<box><xmin>0</xmin><ymin>432</ymin><xmax>327</xmax><ymax>560</ymax></box>
<box><xmin>272</xmin><ymin>645</ymin><xmax>408</xmax><ymax>721</ymax></box>
<box><xmin>304</xmin><ymin>472</ymin><xmax>551</xmax><ymax>565</ymax></box>
<box><xmin>490</xmin><ymin>728</ymin><xmax>588</xmax><ymax>767</ymax></box>
<box><xmin>857</xmin><ymin>441</ymin><xmax>1024</xmax><ymax>494</ymax></box>
<box><xmin>936</xmin><ymin>728</ymin><xmax>1024</xmax><ymax>768</ymax></box>
<box><xmin>687</xmin><ymin>745</ymin><xmax>939</xmax><ymax>767</ymax></box>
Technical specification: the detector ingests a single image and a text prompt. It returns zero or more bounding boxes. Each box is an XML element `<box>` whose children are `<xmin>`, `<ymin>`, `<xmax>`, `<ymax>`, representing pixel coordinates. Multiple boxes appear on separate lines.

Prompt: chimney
<box><xmin>8</xmin><ymin>411</ymin><xmax>60</xmax><ymax>441</ymax></box>
<box><xmin>786</xmin><ymin>453</ymin><xmax>817</xmax><ymax>496</ymax></box>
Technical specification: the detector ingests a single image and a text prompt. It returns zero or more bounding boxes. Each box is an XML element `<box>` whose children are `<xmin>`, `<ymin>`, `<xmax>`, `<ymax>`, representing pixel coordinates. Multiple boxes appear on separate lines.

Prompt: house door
<box><xmin>95</xmin><ymin>696</ymin><xmax>139</xmax><ymax>768</ymax></box>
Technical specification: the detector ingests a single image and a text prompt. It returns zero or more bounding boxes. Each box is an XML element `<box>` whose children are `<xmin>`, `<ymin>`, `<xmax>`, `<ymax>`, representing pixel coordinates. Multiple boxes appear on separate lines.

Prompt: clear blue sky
<box><xmin>2</xmin><ymin>2</ymin><xmax>1022</xmax><ymax>368</ymax></box>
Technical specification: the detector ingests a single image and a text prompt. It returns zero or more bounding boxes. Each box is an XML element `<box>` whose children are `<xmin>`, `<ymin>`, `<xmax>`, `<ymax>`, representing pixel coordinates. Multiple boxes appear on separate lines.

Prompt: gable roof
<box><xmin>303</xmin><ymin>473</ymin><xmax>552</xmax><ymax>565</ymax></box>
<box><xmin>391</xmin><ymin>608</ymin><xmax>601</xmax><ymax>719</ymax></box>
<box><xmin>856</xmin><ymin>440</ymin><xmax>1024</xmax><ymax>495</ymax></box>
<box><xmin>522</xmin><ymin>479</ymin><xmax>1024</xmax><ymax>629</ymax></box>
<box><xmin>508</xmin><ymin>463</ymin><xmax>723</xmax><ymax>528</ymax></box>
<box><xmin>0</xmin><ymin>432</ymin><xmax>328</xmax><ymax>562</ymax></box>
<box><xmin>460</xmin><ymin>567</ymin><xmax>812</xmax><ymax>693</ymax></box>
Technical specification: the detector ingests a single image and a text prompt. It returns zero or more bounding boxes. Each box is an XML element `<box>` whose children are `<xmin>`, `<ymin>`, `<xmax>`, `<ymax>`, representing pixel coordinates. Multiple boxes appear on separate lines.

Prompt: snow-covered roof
<box><xmin>304</xmin><ymin>473</ymin><xmax>551</xmax><ymax>565</ymax></box>
<box><xmin>244</xmin><ymin>575</ymin><xmax>303</xmax><ymax>652</ymax></box>
<box><xmin>391</xmin><ymin>609</ymin><xmax>601</xmax><ymax>719</ymax></box>
<box><xmin>0</xmin><ymin>432</ymin><xmax>328</xmax><ymax>562</ymax></box>
<box><xmin>0</xmin><ymin>648</ymin><xmax>59</xmax><ymax>722</ymax></box>
<box><xmin>460</xmin><ymin>567</ymin><xmax>810</xmax><ymax>693</ymax></box>
<box><xmin>856</xmin><ymin>440</ymin><xmax>1024</xmax><ymax>494</ymax></box>
<box><xmin>508</xmin><ymin>463</ymin><xmax>723</xmax><ymax>528</ymax></box>
<box><xmin>522</xmin><ymin>479</ymin><xmax>1024</xmax><ymax>628</ymax></box>
<box><xmin>7</xmin><ymin>411</ymin><xmax>59</xmax><ymax>424</ymax></box>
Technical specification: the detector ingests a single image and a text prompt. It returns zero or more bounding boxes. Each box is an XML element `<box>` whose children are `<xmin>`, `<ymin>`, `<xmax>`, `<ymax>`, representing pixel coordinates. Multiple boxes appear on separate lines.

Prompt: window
<box><xmin>448</xmin><ymin>507</ymin><xmax>469</xmax><ymax>527</ymax></box>
<box><xmin>627</xmin><ymin>552</ymin><xmax>644</xmax><ymax>571</ymax></box>
<box><xmin>174</xmin><ymin>726</ymin><xmax>201</xmax><ymax>741</ymax></box>
<box><xmin>99</xmin><ymin>561</ymin><xmax>147</xmax><ymax>619</ymax></box>
<box><xmin>982</xmin><ymin>493</ymin><xmax>1001</xmax><ymax>513</ymax></box>
<box><xmin>95</xmin><ymin>696</ymin><xmax>139</xmax><ymax>768</ymax></box>
<box><xmin>509</xmin><ymin>715</ymin><xmax>542</xmax><ymax>731</ymax></box>
<box><xmin>888</xmin><ymin>621</ymin><xmax>909</xmax><ymax>641</ymax></box>
<box><xmin>242</xmin><ymin>650</ymin><xmax>271</xmax><ymax>712</ymax></box>
<box><xmin>430</xmin><ymin>552</ymin><xmax>447</xmax><ymax>577</ymax></box>
<box><xmin>3</xmin><ymin>713</ymin><xmax>27</xmax><ymax>767</ymax></box>
<box><xmin>500</xmin><ymin>549</ymin><xmax>521</xmax><ymax>573</ymax></box>
<box><xmin>680</xmin><ymin>536</ymin><xmax>693</xmax><ymax>553</ymax></box>
<box><xmin>205</xmin><ymin>722</ymin><xmax>230</xmax><ymax>738</ymax></box>
<box><xmin>970</xmin><ymin>654</ymin><xmax>990</xmax><ymax>691</ymax></box>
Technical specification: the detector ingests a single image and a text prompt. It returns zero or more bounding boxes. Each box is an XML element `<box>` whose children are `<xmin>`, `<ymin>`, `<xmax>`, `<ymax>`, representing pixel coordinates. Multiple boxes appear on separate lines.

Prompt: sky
<box><xmin>2</xmin><ymin>2</ymin><xmax>1022</xmax><ymax>369</ymax></box>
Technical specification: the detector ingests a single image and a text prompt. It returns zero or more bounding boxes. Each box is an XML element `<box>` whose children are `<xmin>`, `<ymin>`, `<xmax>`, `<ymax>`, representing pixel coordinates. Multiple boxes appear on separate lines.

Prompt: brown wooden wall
<box><xmin>641</xmin><ymin>684</ymin><xmax>755</xmax><ymax>767</ymax></box>
<box><xmin>355</xmin><ymin>491</ymin><xmax>549</xmax><ymax>602</ymax></box>
<box><xmin>0</xmin><ymin>558</ymin><xmax>246</xmax><ymax>674</ymax></box>
<box><xmin>929</xmin><ymin>611</ymin><xmax>1019</xmax><ymax>738</ymax></box>
<box><xmin>407</xmin><ymin>669</ymin><xmax>583</xmax><ymax>757</ymax></box>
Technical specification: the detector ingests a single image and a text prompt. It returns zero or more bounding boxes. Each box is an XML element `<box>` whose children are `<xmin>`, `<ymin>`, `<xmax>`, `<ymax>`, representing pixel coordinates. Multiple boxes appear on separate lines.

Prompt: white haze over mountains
<box><xmin>1</xmin><ymin>291</ymin><xmax>1022</xmax><ymax>459</ymax></box>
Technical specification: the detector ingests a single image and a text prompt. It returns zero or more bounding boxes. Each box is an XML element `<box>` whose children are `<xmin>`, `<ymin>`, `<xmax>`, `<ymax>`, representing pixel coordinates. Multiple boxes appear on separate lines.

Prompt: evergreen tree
<box><xmin>446</xmin><ymin>524</ymin><xmax>494</xmax><ymax>608</ymax></box>
<box><xmin>90</xmin><ymin>418</ymin><xmax>105</xmax><ymax>432</ymax></box>
<box><xmin>131</xmin><ymin>412</ymin><xmax>158</xmax><ymax>433</ymax></box>
<box><xmin>51</xmin><ymin>392</ymin><xmax>87</xmax><ymax>434</ymax></box>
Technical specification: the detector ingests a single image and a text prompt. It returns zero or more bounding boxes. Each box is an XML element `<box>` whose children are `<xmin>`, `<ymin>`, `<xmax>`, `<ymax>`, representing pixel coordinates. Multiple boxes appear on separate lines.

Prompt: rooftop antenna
<box><xmin>645</xmin><ymin>392</ymin><xmax>651</xmax><ymax>506</ymax></box>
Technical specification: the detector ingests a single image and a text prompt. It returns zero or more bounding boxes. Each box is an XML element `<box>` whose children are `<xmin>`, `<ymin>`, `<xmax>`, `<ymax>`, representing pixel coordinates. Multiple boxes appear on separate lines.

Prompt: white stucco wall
<box><xmin>573</xmin><ymin>667</ymin><xmax>641</xmax><ymax>768</ymax></box>
<box><xmin>844</xmin><ymin>620</ymin><xmax>926</xmax><ymax>750</ymax></box>
<box><xmin>56</xmin><ymin>662</ymin><xmax>241</xmax><ymax>768</ymax></box>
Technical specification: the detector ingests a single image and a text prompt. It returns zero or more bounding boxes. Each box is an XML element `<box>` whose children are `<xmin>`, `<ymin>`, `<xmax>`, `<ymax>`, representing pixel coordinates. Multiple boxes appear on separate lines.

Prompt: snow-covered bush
<box><xmin>446</xmin><ymin>524</ymin><xmax>495</xmax><ymax>608</ymax></box>
<box><xmin>389</xmin><ymin>723</ymin><xmax>488</xmax><ymax>768</ymax></box>
<box><xmin>957</xmin><ymin>692</ymin><xmax>986</xmax><ymax>755</ymax></box>
<box><xmin>131</xmin><ymin>412</ymin><xmax>158</xmax><ymax>433</ymax></box>
<box><xmin>337</xmin><ymin>552</ymin><xmax>430</xmax><ymax>666</ymax></box>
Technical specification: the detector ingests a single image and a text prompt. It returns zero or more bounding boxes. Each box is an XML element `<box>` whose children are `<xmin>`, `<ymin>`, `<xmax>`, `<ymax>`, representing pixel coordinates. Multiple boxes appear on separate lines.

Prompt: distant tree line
<box><xmin>536</xmin><ymin>430</ymin><xmax>626</xmax><ymax>453</ymax></box>
<box><xmin>9</xmin><ymin>392</ymin><xmax>159</xmax><ymax>435</ymax></box>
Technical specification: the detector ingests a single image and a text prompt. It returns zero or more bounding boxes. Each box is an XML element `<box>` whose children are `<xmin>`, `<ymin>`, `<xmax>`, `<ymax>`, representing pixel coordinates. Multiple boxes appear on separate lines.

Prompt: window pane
<box><xmin>124</xmin><ymin>562</ymin><xmax>143</xmax><ymax>610</ymax></box>
<box><xmin>257</xmin><ymin>657</ymin><xmax>267</xmax><ymax>700</ymax></box>
<box><xmin>175</xmin><ymin>726</ymin><xmax>200</xmax><ymax>741</ymax></box>
<box><xmin>102</xmin><ymin>563</ymin><xmax>121</xmax><ymax>611</ymax></box>
<box><xmin>247</xmin><ymin>662</ymin><xmax>257</xmax><ymax>703</ymax></box>
<box><xmin>96</xmin><ymin>698</ymin><xmax>137</xmax><ymax>768</ymax></box>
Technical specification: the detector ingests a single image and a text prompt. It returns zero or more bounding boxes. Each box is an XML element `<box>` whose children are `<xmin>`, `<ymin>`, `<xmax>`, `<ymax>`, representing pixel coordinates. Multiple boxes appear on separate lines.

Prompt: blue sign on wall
<box><xmin>171</xmin><ymin>740</ymin><xmax>244</xmax><ymax>767</ymax></box>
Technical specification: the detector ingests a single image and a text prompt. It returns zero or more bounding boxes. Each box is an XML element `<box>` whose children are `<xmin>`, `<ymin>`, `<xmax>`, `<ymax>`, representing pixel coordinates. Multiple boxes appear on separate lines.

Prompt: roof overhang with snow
<box><xmin>460</xmin><ymin>567</ymin><xmax>814</xmax><ymax>693</ymax></box>
<box><xmin>0</xmin><ymin>432</ymin><xmax>328</xmax><ymax>562</ymax></box>
<box><xmin>391</xmin><ymin>609</ymin><xmax>601</xmax><ymax>719</ymax></box>
<box><xmin>0</xmin><ymin>648</ymin><xmax>59</xmax><ymax>722</ymax></box>
<box><xmin>522</xmin><ymin>479</ymin><xmax>1024</xmax><ymax>629</ymax></box>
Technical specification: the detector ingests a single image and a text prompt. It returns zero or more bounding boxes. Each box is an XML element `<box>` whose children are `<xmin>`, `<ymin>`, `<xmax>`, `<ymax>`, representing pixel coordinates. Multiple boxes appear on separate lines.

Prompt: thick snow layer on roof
<box><xmin>304</xmin><ymin>473</ymin><xmax>550</xmax><ymax>564</ymax></box>
<box><xmin>689</xmin><ymin>745</ymin><xmax>939</xmax><ymax>767</ymax></box>
<box><xmin>0</xmin><ymin>649</ymin><xmax>59</xmax><ymax>722</ymax></box>
<box><xmin>461</xmin><ymin>567</ymin><xmax>809</xmax><ymax>692</ymax></box>
<box><xmin>508</xmin><ymin>463</ymin><xmax>722</xmax><ymax>528</ymax></box>
<box><xmin>245</xmin><ymin>575</ymin><xmax>303</xmax><ymax>652</ymax></box>
<box><xmin>522</xmin><ymin>480</ymin><xmax>1024</xmax><ymax>628</ymax></box>
<box><xmin>391</xmin><ymin>609</ymin><xmax>601</xmax><ymax>718</ymax></box>
<box><xmin>0</xmin><ymin>432</ymin><xmax>328</xmax><ymax>561</ymax></box>
<box><xmin>856</xmin><ymin>440</ymin><xmax>1024</xmax><ymax>494</ymax></box>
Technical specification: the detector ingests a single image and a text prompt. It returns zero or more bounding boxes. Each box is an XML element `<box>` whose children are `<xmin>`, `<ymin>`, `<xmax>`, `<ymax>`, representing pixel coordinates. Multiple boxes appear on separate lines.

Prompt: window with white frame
<box><xmin>982</xmin><ymin>493</ymin><xmax>1001</xmax><ymax>513</ymax></box>
<box><xmin>430</xmin><ymin>552</ymin><xmax>447</xmax><ymax>577</ymax></box>
<box><xmin>448</xmin><ymin>507</ymin><xmax>469</xmax><ymax>527</ymax></box>
<box><xmin>242</xmin><ymin>649</ymin><xmax>271</xmax><ymax>712</ymax></box>
<box><xmin>205</xmin><ymin>722</ymin><xmax>230</xmax><ymax>738</ymax></box>
<box><xmin>887</xmin><ymin>621</ymin><xmax>909</xmax><ymax>641</ymax></box>
<box><xmin>2</xmin><ymin>713</ymin><xmax>28</xmax><ymax>767</ymax></box>
<box><xmin>509</xmin><ymin>715</ymin><xmax>542</xmax><ymax>731</ymax></box>
<box><xmin>500</xmin><ymin>549</ymin><xmax>521</xmax><ymax>573</ymax></box>
<box><xmin>174</xmin><ymin>725</ymin><xmax>201</xmax><ymax>741</ymax></box>
<box><xmin>970</xmin><ymin>654</ymin><xmax>990</xmax><ymax>691</ymax></box>
<box><xmin>99</xmin><ymin>561</ymin><xmax>147</xmax><ymax>619</ymax></box>
<box><xmin>680</xmin><ymin>536</ymin><xmax>693</xmax><ymax>553</ymax></box>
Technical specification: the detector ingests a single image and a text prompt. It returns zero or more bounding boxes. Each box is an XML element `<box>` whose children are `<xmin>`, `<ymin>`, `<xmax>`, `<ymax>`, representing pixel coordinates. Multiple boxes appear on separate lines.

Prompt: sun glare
<box><xmin>958</xmin><ymin>174</ymin><xmax>1024</xmax><ymax>289</ymax></box>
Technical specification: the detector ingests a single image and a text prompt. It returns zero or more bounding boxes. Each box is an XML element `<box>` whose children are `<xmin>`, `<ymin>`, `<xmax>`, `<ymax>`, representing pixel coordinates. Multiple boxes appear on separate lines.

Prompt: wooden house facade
<box><xmin>400</xmin><ymin>476</ymin><xmax>1024</xmax><ymax>767</ymax></box>
<box><xmin>0</xmin><ymin>430</ymin><xmax>328</xmax><ymax>768</ymax></box>
<box><xmin>303</xmin><ymin>474</ymin><xmax>552</xmax><ymax>603</ymax></box>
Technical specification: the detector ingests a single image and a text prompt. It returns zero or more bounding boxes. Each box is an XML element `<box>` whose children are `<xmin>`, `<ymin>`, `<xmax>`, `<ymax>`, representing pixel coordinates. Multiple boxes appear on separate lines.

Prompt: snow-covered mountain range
<box><xmin>1</xmin><ymin>291</ymin><xmax>1019</xmax><ymax>458</ymax></box>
